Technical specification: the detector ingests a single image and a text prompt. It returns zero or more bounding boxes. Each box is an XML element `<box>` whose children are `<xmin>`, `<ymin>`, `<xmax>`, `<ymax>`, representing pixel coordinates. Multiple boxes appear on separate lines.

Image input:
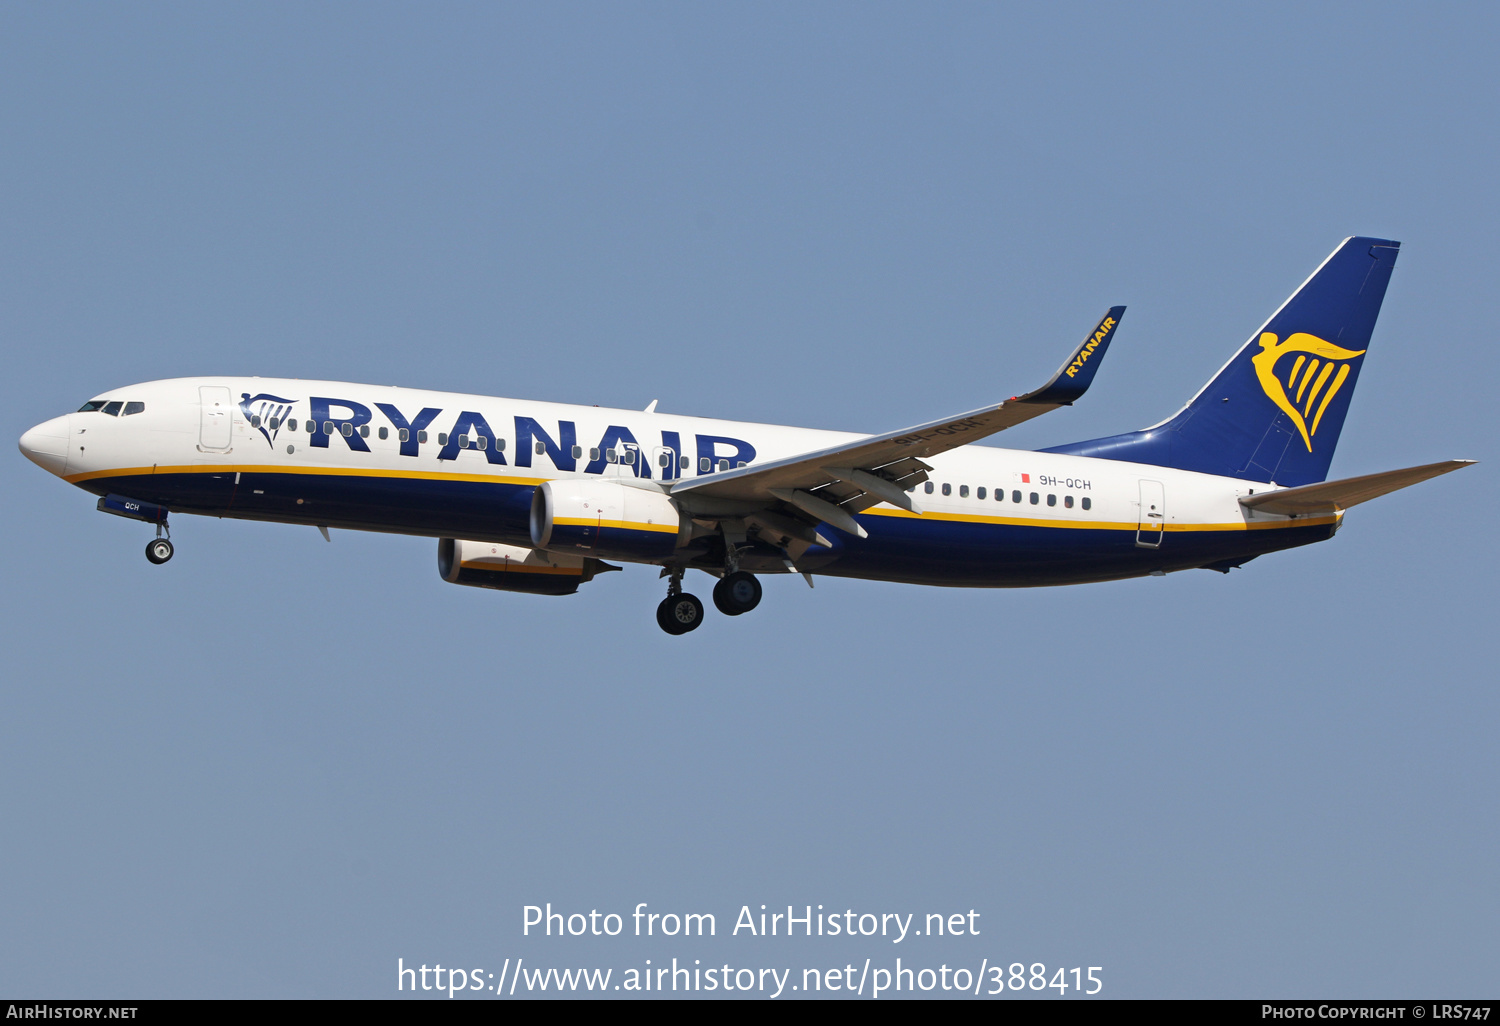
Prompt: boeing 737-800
<box><xmin>18</xmin><ymin>237</ymin><xmax>1473</xmax><ymax>634</ymax></box>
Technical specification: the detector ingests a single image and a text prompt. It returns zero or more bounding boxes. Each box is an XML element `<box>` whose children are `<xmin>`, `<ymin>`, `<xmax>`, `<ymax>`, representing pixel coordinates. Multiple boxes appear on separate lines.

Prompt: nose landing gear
<box><xmin>145</xmin><ymin>537</ymin><xmax>175</xmax><ymax>564</ymax></box>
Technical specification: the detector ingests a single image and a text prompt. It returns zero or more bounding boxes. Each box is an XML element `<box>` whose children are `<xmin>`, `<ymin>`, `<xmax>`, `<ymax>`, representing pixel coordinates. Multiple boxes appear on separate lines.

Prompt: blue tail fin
<box><xmin>1042</xmin><ymin>237</ymin><xmax>1400</xmax><ymax>486</ymax></box>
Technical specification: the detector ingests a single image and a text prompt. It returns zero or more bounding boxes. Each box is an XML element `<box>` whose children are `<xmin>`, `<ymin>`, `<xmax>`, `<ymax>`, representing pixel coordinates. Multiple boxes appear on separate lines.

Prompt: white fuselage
<box><xmin>20</xmin><ymin>376</ymin><xmax>1333</xmax><ymax>588</ymax></box>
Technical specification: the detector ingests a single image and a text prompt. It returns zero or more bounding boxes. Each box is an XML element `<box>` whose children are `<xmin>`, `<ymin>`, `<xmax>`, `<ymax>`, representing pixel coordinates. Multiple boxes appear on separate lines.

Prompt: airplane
<box><xmin>18</xmin><ymin>236</ymin><xmax>1474</xmax><ymax>635</ymax></box>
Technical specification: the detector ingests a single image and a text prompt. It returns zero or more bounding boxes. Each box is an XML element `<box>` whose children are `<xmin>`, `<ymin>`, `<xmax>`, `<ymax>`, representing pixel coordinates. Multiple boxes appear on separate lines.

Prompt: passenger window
<box><xmin>379</xmin><ymin>426</ymin><xmax>389</xmax><ymax>440</ymax></box>
<box><xmin>323</xmin><ymin>421</ymin><xmax>335</xmax><ymax>435</ymax></box>
<box><xmin>1081</xmin><ymin>497</ymin><xmax>1091</xmax><ymax>510</ymax></box>
<box><xmin>269</xmin><ymin>418</ymin><xmax>280</xmax><ymax>430</ymax></box>
<box><xmin>624</xmin><ymin>450</ymin><xmax>636</xmax><ymax>465</ymax></box>
<box><xmin>1064</xmin><ymin>495</ymin><xmax>1073</xmax><ymax>508</ymax></box>
<box><xmin>124</xmin><ymin>402</ymin><xmax>144</xmax><ymax>416</ymax></box>
<box><xmin>438</xmin><ymin>432</ymin><xmax>448</xmax><ymax>445</ymax></box>
<box><xmin>341</xmin><ymin>423</ymin><xmax>353</xmax><ymax>437</ymax></box>
<box><xmin>102</xmin><ymin>401</ymin><xmax>123</xmax><ymax>416</ymax></box>
<box><xmin>572</xmin><ymin>445</ymin><xmax>584</xmax><ymax>459</ymax></box>
<box><xmin>589</xmin><ymin>448</ymin><xmax>600</xmax><ymax>461</ymax></box>
<box><xmin>288</xmin><ymin>419</ymin><xmax>297</xmax><ymax>431</ymax></box>
<box><xmin>535</xmin><ymin>441</ymin><xmax>545</xmax><ymax>455</ymax></box>
<box><xmin>306</xmin><ymin>421</ymin><xmax>316</xmax><ymax>433</ymax></box>
<box><xmin>977</xmin><ymin>487</ymin><xmax>986</xmax><ymax>499</ymax></box>
<box><xmin>1030</xmin><ymin>492</ymin><xmax>1039</xmax><ymax>504</ymax></box>
<box><xmin>475</xmin><ymin>435</ymin><xmax>486</xmax><ymax>450</ymax></box>
<box><xmin>250</xmin><ymin>415</ymin><xmax>261</xmax><ymax>428</ymax></box>
<box><xmin>457</xmin><ymin>434</ymin><xmax>469</xmax><ymax>448</ymax></box>
<box><xmin>607</xmin><ymin>449</ymin><xmax>618</xmax><ymax>463</ymax></box>
<box><xmin>717</xmin><ymin>459</ymin><xmax>730</xmax><ymax>472</ymax></box>
<box><xmin>959</xmin><ymin>485</ymin><xmax>969</xmax><ymax>498</ymax></box>
<box><xmin>659</xmin><ymin>452</ymin><xmax>671</xmax><ymax>468</ymax></box>
<box><xmin>679</xmin><ymin>455</ymin><xmax>690</xmax><ymax>470</ymax></box>
<box><xmin>77</xmin><ymin>401</ymin><xmax>107</xmax><ymax>412</ymax></box>
<box><xmin>941</xmin><ymin>483</ymin><xmax>952</xmax><ymax>496</ymax></box>
<box><xmin>495</xmin><ymin>438</ymin><xmax>506</xmax><ymax>451</ymax></box>
<box><xmin>1047</xmin><ymin>494</ymin><xmax>1056</xmax><ymax>506</ymax></box>
<box><xmin>924</xmin><ymin>482</ymin><xmax>934</xmax><ymax>494</ymax></box>
<box><xmin>1012</xmin><ymin>490</ymin><xmax>1021</xmax><ymax>503</ymax></box>
<box><xmin>700</xmin><ymin>457</ymin><xmax>712</xmax><ymax>472</ymax></box>
<box><xmin>417</xmin><ymin>430</ymin><xmax>427</xmax><ymax>444</ymax></box>
<box><xmin>737</xmin><ymin>461</ymin><xmax>746</xmax><ymax>468</ymax></box>
<box><xmin>359</xmin><ymin>425</ymin><xmax>369</xmax><ymax>438</ymax></box>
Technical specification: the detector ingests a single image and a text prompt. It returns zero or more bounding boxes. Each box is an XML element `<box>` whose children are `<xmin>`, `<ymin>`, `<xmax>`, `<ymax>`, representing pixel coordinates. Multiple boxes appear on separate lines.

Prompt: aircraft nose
<box><xmin>19</xmin><ymin>416</ymin><xmax>70</xmax><ymax>477</ymax></box>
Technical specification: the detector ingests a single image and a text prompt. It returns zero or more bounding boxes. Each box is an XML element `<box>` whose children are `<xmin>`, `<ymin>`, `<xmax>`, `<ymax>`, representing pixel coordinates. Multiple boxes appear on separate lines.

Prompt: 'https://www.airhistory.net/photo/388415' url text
<box><xmin>395</xmin><ymin>903</ymin><xmax>1104</xmax><ymax>998</ymax></box>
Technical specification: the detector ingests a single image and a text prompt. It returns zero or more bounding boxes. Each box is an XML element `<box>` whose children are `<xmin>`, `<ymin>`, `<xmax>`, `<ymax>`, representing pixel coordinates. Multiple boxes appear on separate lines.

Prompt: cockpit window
<box><xmin>101</xmin><ymin>401</ymin><xmax>123</xmax><ymax>416</ymax></box>
<box><xmin>123</xmin><ymin>401</ymin><xmax>145</xmax><ymax>416</ymax></box>
<box><xmin>77</xmin><ymin>400</ymin><xmax>107</xmax><ymax>412</ymax></box>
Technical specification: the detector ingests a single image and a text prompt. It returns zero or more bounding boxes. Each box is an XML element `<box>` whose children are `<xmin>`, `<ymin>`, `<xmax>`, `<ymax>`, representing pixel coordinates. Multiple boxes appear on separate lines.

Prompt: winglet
<box><xmin>1017</xmin><ymin>306</ymin><xmax>1126</xmax><ymax>406</ymax></box>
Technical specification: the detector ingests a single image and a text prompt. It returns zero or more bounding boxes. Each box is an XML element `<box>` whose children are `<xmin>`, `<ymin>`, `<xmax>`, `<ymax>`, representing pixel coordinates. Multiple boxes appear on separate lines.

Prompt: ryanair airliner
<box><xmin>18</xmin><ymin>237</ymin><xmax>1473</xmax><ymax>634</ymax></box>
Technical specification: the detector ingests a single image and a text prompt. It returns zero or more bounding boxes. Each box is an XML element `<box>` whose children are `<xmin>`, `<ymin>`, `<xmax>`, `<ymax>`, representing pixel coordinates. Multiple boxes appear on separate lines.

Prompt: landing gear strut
<box><xmin>656</xmin><ymin>566</ymin><xmax>704</xmax><ymax>635</ymax></box>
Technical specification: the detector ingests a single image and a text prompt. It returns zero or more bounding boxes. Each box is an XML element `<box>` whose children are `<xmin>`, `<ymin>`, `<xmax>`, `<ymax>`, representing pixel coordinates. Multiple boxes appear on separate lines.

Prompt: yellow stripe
<box><xmin>553</xmin><ymin>516</ymin><xmax>679</xmax><ymax>534</ymax></box>
<box><xmin>1286</xmin><ymin>354</ymin><xmax>1306</xmax><ymax>389</ymax></box>
<box><xmin>71</xmin><ymin>465</ymin><xmax>1333</xmax><ymax>534</ymax></box>
<box><xmin>65</xmin><ymin>463</ymin><xmax>548</xmax><ymax>487</ymax></box>
<box><xmin>1303</xmin><ymin>361</ymin><xmax>1336</xmax><ymax>417</ymax></box>
<box><xmin>1295</xmin><ymin>359</ymin><xmax>1320</xmax><ymax>403</ymax></box>
<box><xmin>1310</xmin><ymin>363</ymin><xmax>1351</xmax><ymax>437</ymax></box>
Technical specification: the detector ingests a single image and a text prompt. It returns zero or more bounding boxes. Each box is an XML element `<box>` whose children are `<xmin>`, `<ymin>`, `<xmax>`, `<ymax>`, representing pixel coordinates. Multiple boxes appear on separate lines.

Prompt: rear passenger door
<box><xmin>1136</xmin><ymin>479</ymin><xmax>1165</xmax><ymax>548</ymax></box>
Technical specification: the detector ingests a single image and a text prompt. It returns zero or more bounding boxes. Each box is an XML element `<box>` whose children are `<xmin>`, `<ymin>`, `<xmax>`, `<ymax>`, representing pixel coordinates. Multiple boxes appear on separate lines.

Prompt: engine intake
<box><xmin>530</xmin><ymin>479</ymin><xmax>688</xmax><ymax>562</ymax></box>
<box><xmin>438</xmin><ymin>539</ymin><xmax>613</xmax><ymax>596</ymax></box>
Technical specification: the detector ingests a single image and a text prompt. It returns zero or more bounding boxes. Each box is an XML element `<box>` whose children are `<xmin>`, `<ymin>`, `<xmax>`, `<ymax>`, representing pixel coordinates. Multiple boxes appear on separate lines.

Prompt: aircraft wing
<box><xmin>669</xmin><ymin>307</ymin><xmax>1125</xmax><ymax>541</ymax></box>
<box><xmin>1239</xmin><ymin>459</ymin><xmax>1476</xmax><ymax>516</ymax></box>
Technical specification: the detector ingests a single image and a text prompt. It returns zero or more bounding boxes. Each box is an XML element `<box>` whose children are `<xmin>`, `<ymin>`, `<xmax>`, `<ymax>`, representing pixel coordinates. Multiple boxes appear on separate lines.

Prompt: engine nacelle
<box><xmin>438</xmin><ymin>539</ymin><xmax>612</xmax><ymax>596</ymax></box>
<box><xmin>530</xmin><ymin>479</ymin><xmax>688</xmax><ymax>562</ymax></box>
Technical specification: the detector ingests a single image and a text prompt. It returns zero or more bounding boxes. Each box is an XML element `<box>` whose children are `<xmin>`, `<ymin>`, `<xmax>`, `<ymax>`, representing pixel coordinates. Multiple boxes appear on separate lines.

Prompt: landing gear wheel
<box><xmin>145</xmin><ymin>538</ymin><xmax>174</xmax><ymax>564</ymax></box>
<box><xmin>712</xmin><ymin>571</ymin><xmax>762</xmax><ymax>615</ymax></box>
<box><xmin>656</xmin><ymin>593</ymin><xmax>705</xmax><ymax>635</ymax></box>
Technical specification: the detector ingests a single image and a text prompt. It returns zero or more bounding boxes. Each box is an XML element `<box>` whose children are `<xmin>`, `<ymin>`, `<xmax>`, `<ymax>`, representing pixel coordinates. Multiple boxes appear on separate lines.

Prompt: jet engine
<box><xmin>438</xmin><ymin>539</ymin><xmax>615</xmax><ymax>596</ymax></box>
<box><xmin>530</xmin><ymin>478</ymin><xmax>689</xmax><ymax>562</ymax></box>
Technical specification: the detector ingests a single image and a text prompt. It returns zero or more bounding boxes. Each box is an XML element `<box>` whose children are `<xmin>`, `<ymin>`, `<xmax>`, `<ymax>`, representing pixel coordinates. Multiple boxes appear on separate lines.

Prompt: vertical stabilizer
<box><xmin>1043</xmin><ymin>237</ymin><xmax>1400</xmax><ymax>486</ymax></box>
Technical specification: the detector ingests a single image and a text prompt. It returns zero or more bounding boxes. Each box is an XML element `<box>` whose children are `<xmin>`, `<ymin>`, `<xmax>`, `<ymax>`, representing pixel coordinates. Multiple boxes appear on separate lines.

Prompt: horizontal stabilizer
<box><xmin>1239</xmin><ymin>459</ymin><xmax>1476</xmax><ymax>516</ymax></box>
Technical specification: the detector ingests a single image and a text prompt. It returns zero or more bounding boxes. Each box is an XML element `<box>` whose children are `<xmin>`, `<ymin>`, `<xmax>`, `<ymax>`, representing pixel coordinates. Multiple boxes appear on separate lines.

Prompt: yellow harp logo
<box><xmin>1251</xmin><ymin>332</ymin><xmax>1366</xmax><ymax>451</ymax></box>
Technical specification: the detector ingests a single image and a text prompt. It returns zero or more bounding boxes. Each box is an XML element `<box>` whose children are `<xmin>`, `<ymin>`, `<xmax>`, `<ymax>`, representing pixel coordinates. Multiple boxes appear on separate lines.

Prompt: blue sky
<box><xmin>2</xmin><ymin>2</ymin><xmax>1496</xmax><ymax>998</ymax></box>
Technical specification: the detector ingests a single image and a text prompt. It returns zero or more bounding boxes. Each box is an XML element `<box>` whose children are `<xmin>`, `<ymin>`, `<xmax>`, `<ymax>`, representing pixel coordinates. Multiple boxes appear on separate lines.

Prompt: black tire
<box><xmin>712</xmin><ymin>571</ymin><xmax>762</xmax><ymax>616</ymax></box>
<box><xmin>145</xmin><ymin>538</ymin><xmax>174</xmax><ymax>564</ymax></box>
<box><xmin>656</xmin><ymin>593</ymin><xmax>705</xmax><ymax>634</ymax></box>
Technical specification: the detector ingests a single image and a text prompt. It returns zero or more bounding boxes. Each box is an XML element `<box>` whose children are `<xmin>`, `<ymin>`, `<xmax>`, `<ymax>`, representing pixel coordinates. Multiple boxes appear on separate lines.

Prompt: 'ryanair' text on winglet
<box><xmin>1018</xmin><ymin>305</ymin><xmax>1127</xmax><ymax>407</ymax></box>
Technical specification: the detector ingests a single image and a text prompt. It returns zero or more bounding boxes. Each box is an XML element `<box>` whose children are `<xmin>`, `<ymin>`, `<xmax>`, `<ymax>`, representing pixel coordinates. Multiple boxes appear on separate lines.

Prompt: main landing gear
<box><xmin>656</xmin><ymin>567</ymin><xmax>705</xmax><ymax>635</ymax></box>
<box><xmin>712</xmin><ymin>570</ymin><xmax>762</xmax><ymax>616</ymax></box>
<box><xmin>656</xmin><ymin>550</ymin><xmax>765</xmax><ymax>635</ymax></box>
